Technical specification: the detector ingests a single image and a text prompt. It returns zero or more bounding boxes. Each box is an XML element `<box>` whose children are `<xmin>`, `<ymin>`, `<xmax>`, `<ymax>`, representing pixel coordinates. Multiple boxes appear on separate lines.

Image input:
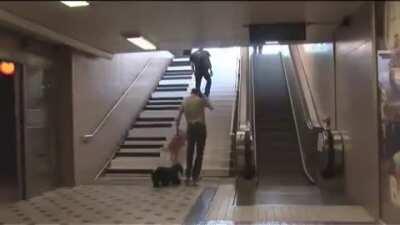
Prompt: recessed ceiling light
<box><xmin>265</xmin><ymin>41</ymin><xmax>279</xmax><ymax>45</ymax></box>
<box><xmin>61</xmin><ymin>1</ymin><xmax>90</xmax><ymax>7</ymax></box>
<box><xmin>126</xmin><ymin>36</ymin><xmax>157</xmax><ymax>50</ymax></box>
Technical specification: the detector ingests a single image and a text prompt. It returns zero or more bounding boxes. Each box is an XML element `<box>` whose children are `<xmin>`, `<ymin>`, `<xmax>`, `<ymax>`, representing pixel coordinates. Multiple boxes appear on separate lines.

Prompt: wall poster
<box><xmin>379</xmin><ymin>1</ymin><xmax>400</xmax><ymax>221</ymax></box>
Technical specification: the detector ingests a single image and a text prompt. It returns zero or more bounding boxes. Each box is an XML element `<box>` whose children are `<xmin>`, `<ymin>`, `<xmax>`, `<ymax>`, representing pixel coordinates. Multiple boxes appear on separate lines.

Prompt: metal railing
<box><xmin>230</xmin><ymin>58</ymin><xmax>241</xmax><ymax>175</ymax></box>
<box><xmin>82</xmin><ymin>58</ymin><xmax>153</xmax><ymax>142</ymax></box>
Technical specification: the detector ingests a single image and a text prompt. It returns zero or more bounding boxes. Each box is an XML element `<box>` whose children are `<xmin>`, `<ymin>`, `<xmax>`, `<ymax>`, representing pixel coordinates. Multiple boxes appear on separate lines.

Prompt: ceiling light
<box><xmin>127</xmin><ymin>36</ymin><xmax>157</xmax><ymax>50</ymax></box>
<box><xmin>265</xmin><ymin>41</ymin><xmax>279</xmax><ymax>45</ymax></box>
<box><xmin>61</xmin><ymin>1</ymin><xmax>90</xmax><ymax>7</ymax></box>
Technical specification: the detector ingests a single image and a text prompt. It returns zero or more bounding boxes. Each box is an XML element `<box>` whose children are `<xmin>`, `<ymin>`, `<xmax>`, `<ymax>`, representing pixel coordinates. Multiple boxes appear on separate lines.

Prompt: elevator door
<box><xmin>23</xmin><ymin>64</ymin><xmax>56</xmax><ymax>198</ymax></box>
<box><xmin>0</xmin><ymin>61</ymin><xmax>19</xmax><ymax>203</ymax></box>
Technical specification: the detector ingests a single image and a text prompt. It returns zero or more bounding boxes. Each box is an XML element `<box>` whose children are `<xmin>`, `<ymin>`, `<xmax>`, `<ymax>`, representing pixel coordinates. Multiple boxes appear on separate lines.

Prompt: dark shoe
<box><xmin>185</xmin><ymin>179</ymin><xmax>191</xmax><ymax>186</ymax></box>
<box><xmin>192</xmin><ymin>177</ymin><xmax>200</xmax><ymax>186</ymax></box>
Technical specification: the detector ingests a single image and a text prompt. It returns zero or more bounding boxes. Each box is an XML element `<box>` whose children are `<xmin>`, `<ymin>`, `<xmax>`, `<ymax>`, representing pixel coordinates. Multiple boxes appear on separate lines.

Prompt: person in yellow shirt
<box><xmin>176</xmin><ymin>88</ymin><xmax>214</xmax><ymax>186</ymax></box>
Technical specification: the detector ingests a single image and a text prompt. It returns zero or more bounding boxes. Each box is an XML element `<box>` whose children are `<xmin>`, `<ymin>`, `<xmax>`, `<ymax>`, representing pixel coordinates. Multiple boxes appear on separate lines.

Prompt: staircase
<box><xmin>98</xmin><ymin>55</ymin><xmax>237</xmax><ymax>183</ymax></box>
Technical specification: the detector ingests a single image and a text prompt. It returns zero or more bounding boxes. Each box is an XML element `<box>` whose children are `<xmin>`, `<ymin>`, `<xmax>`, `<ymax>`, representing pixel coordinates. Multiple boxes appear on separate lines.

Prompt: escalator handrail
<box><xmin>279</xmin><ymin>51</ymin><xmax>316</xmax><ymax>184</ymax></box>
<box><xmin>289</xmin><ymin>46</ymin><xmax>323</xmax><ymax>130</ymax></box>
<box><xmin>230</xmin><ymin>58</ymin><xmax>241</xmax><ymax>138</ymax></box>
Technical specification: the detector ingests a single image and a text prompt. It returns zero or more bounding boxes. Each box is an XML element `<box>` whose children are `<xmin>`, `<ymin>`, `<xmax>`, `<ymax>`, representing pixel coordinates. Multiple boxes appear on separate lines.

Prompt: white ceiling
<box><xmin>0</xmin><ymin>1</ymin><xmax>364</xmax><ymax>54</ymax></box>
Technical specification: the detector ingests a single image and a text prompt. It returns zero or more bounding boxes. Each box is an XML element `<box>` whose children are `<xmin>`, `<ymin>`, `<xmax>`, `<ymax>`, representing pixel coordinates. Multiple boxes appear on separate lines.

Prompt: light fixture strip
<box><xmin>60</xmin><ymin>1</ymin><xmax>90</xmax><ymax>7</ymax></box>
<box><xmin>127</xmin><ymin>36</ymin><xmax>157</xmax><ymax>50</ymax></box>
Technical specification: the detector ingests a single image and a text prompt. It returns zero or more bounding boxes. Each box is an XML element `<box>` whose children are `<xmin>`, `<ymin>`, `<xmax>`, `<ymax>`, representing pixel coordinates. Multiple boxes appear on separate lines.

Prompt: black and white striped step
<box><xmin>154</xmin><ymin>87</ymin><xmax>188</xmax><ymax>92</ymax></box>
<box><xmin>157</xmin><ymin>84</ymin><xmax>189</xmax><ymax>88</ymax></box>
<box><xmin>161</xmin><ymin>76</ymin><xmax>192</xmax><ymax>80</ymax></box>
<box><xmin>132</xmin><ymin>122</ymin><xmax>172</xmax><ymax>128</ymax></box>
<box><xmin>146</xmin><ymin>101</ymin><xmax>182</xmax><ymax>106</ymax></box>
<box><xmin>164</xmin><ymin>71</ymin><xmax>193</xmax><ymax>76</ymax></box>
<box><xmin>170</xmin><ymin>60</ymin><xmax>191</xmax><ymax>67</ymax></box>
<box><xmin>143</xmin><ymin>106</ymin><xmax>180</xmax><ymax>111</ymax></box>
<box><xmin>125</xmin><ymin>136</ymin><xmax>166</xmax><ymax>141</ymax></box>
<box><xmin>151</xmin><ymin>91</ymin><xmax>189</xmax><ymax>98</ymax></box>
<box><xmin>136</xmin><ymin>117</ymin><xmax>176</xmax><ymax>122</ymax></box>
<box><xmin>149</xmin><ymin>97</ymin><xmax>184</xmax><ymax>101</ymax></box>
<box><xmin>158</xmin><ymin>79</ymin><xmax>192</xmax><ymax>85</ymax></box>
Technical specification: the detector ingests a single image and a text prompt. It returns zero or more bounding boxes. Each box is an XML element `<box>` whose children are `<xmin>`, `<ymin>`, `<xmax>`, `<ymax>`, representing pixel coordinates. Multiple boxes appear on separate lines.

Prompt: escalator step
<box><xmin>149</xmin><ymin>97</ymin><xmax>183</xmax><ymax>101</ymax></box>
<box><xmin>132</xmin><ymin>123</ymin><xmax>172</xmax><ymax>128</ymax></box>
<box><xmin>115</xmin><ymin>152</ymin><xmax>160</xmax><ymax>157</ymax></box>
<box><xmin>120</xmin><ymin>144</ymin><xmax>163</xmax><ymax>149</ymax></box>
<box><xmin>125</xmin><ymin>137</ymin><xmax>166</xmax><ymax>141</ymax></box>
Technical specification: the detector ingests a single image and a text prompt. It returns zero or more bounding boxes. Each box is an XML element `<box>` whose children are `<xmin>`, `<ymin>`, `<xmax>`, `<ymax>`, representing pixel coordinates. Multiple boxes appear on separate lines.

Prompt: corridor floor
<box><xmin>0</xmin><ymin>178</ymin><xmax>377</xmax><ymax>225</ymax></box>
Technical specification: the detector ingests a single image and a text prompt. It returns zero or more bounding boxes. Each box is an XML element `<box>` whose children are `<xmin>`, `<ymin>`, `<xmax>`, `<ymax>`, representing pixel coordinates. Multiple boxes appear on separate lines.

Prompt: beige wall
<box><xmin>335</xmin><ymin>3</ymin><xmax>380</xmax><ymax>217</ymax></box>
<box><xmin>293</xmin><ymin>43</ymin><xmax>336</xmax><ymax>127</ymax></box>
<box><xmin>71</xmin><ymin>51</ymin><xmax>172</xmax><ymax>184</ymax></box>
<box><xmin>0</xmin><ymin>28</ymin><xmax>75</xmax><ymax>192</ymax></box>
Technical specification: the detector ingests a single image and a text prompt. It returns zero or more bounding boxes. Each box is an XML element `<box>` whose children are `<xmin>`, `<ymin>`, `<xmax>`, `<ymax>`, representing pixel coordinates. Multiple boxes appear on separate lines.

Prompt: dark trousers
<box><xmin>195</xmin><ymin>72</ymin><xmax>212</xmax><ymax>97</ymax></box>
<box><xmin>186</xmin><ymin>122</ymin><xmax>207</xmax><ymax>180</ymax></box>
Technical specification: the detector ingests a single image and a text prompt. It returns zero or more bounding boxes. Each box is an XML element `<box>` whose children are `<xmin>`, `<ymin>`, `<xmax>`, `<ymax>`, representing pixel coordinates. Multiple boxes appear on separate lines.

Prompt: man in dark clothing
<box><xmin>189</xmin><ymin>48</ymin><xmax>213</xmax><ymax>97</ymax></box>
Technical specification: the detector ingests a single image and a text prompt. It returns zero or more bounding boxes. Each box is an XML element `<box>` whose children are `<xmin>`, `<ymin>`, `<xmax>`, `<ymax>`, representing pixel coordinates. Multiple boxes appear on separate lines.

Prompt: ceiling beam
<box><xmin>0</xmin><ymin>8</ymin><xmax>113</xmax><ymax>59</ymax></box>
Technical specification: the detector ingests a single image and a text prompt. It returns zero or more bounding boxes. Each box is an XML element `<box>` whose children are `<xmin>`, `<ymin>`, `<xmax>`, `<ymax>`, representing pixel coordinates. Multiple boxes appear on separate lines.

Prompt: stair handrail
<box><xmin>289</xmin><ymin>45</ymin><xmax>323</xmax><ymax>129</ymax></box>
<box><xmin>82</xmin><ymin>58</ymin><xmax>153</xmax><ymax>142</ymax></box>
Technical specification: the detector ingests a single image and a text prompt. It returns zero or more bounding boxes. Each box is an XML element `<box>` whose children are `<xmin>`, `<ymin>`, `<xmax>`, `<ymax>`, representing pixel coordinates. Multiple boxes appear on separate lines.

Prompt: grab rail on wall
<box><xmin>82</xmin><ymin>58</ymin><xmax>153</xmax><ymax>142</ymax></box>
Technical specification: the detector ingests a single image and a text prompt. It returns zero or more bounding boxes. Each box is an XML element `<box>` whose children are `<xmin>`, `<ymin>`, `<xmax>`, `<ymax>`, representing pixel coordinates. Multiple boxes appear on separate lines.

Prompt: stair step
<box><xmin>132</xmin><ymin>123</ymin><xmax>172</xmax><ymax>128</ymax></box>
<box><xmin>144</xmin><ymin>106</ymin><xmax>180</xmax><ymax>110</ymax></box>
<box><xmin>115</xmin><ymin>152</ymin><xmax>160</xmax><ymax>157</ymax></box>
<box><xmin>120</xmin><ymin>144</ymin><xmax>163</xmax><ymax>149</ymax></box>
<box><xmin>172</xmin><ymin>58</ymin><xmax>189</xmax><ymax>62</ymax></box>
<box><xmin>170</xmin><ymin>61</ymin><xmax>191</xmax><ymax>66</ymax></box>
<box><xmin>125</xmin><ymin>137</ymin><xmax>166</xmax><ymax>141</ymax></box>
<box><xmin>155</xmin><ymin>87</ymin><xmax>188</xmax><ymax>92</ymax></box>
<box><xmin>165</xmin><ymin>69</ymin><xmax>192</xmax><ymax>73</ymax></box>
<box><xmin>164</xmin><ymin>72</ymin><xmax>192</xmax><ymax>76</ymax></box>
<box><xmin>161</xmin><ymin>76</ymin><xmax>192</xmax><ymax>80</ymax></box>
<box><xmin>147</xmin><ymin>101</ymin><xmax>182</xmax><ymax>106</ymax></box>
<box><xmin>149</xmin><ymin>97</ymin><xmax>183</xmax><ymax>101</ymax></box>
<box><xmin>157</xmin><ymin>84</ymin><xmax>189</xmax><ymax>88</ymax></box>
<box><xmin>136</xmin><ymin>117</ymin><xmax>175</xmax><ymax>122</ymax></box>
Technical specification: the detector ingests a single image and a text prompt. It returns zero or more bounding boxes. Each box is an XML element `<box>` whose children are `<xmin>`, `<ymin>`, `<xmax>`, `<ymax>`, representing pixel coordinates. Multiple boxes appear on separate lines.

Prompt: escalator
<box><xmin>253</xmin><ymin>53</ymin><xmax>309</xmax><ymax>186</ymax></box>
<box><xmin>235</xmin><ymin>49</ymin><xmax>348</xmax><ymax>205</ymax></box>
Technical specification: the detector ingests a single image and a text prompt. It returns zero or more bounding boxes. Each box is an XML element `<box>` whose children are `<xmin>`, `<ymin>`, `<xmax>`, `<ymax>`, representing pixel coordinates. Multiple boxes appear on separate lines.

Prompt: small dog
<box><xmin>151</xmin><ymin>163</ymin><xmax>183</xmax><ymax>188</ymax></box>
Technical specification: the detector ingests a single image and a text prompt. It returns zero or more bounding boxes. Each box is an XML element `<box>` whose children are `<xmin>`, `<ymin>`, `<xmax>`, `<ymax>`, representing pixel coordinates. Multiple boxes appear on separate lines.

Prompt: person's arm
<box><xmin>176</xmin><ymin>105</ymin><xmax>184</xmax><ymax>134</ymax></box>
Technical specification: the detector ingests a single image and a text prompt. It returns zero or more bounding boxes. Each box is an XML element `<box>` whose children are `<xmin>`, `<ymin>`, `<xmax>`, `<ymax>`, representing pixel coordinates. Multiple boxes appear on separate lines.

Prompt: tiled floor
<box><xmin>0</xmin><ymin>179</ymin><xmax>378</xmax><ymax>225</ymax></box>
<box><xmin>207</xmin><ymin>185</ymin><xmax>376</xmax><ymax>224</ymax></box>
<box><xmin>0</xmin><ymin>184</ymin><xmax>203</xmax><ymax>224</ymax></box>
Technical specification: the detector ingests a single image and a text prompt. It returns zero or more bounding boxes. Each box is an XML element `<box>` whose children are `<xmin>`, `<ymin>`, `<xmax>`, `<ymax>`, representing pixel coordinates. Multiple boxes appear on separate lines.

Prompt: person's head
<box><xmin>191</xmin><ymin>88</ymin><xmax>202</xmax><ymax>97</ymax></box>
